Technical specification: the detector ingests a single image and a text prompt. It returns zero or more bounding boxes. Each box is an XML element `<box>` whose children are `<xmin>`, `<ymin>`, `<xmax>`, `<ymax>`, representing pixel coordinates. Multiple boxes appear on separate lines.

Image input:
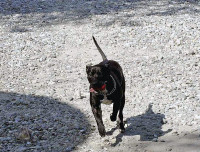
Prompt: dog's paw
<box><xmin>99</xmin><ymin>129</ymin><xmax>106</xmax><ymax>137</ymax></box>
<box><xmin>98</xmin><ymin>126</ymin><xmax>106</xmax><ymax>137</ymax></box>
<box><xmin>100</xmin><ymin>132</ymin><xmax>106</xmax><ymax>137</ymax></box>
<box><xmin>119</xmin><ymin>123</ymin><xmax>125</xmax><ymax>133</ymax></box>
<box><xmin>120</xmin><ymin>128</ymin><xmax>125</xmax><ymax>133</ymax></box>
<box><xmin>110</xmin><ymin>114</ymin><xmax>117</xmax><ymax>122</ymax></box>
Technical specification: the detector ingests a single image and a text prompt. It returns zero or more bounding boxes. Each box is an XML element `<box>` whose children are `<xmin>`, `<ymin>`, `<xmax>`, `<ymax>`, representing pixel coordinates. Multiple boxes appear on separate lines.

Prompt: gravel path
<box><xmin>0</xmin><ymin>0</ymin><xmax>200</xmax><ymax>151</ymax></box>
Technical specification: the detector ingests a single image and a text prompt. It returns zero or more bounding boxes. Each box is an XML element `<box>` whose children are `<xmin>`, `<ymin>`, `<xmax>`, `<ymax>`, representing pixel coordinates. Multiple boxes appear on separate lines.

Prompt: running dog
<box><xmin>86</xmin><ymin>36</ymin><xmax>125</xmax><ymax>137</ymax></box>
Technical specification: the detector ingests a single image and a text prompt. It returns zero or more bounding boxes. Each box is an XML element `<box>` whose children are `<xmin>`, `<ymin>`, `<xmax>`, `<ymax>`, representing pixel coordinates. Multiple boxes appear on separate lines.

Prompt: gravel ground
<box><xmin>0</xmin><ymin>0</ymin><xmax>200</xmax><ymax>152</ymax></box>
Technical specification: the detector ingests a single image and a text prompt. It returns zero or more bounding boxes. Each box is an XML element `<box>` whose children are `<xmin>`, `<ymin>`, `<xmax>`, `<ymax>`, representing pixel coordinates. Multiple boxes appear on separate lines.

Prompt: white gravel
<box><xmin>0</xmin><ymin>0</ymin><xmax>200</xmax><ymax>151</ymax></box>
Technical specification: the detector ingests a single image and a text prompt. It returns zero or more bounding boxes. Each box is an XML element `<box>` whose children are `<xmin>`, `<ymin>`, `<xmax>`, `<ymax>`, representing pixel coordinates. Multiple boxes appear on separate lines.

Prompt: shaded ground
<box><xmin>108</xmin><ymin>104</ymin><xmax>172</xmax><ymax>147</ymax></box>
<box><xmin>0</xmin><ymin>91</ymin><xmax>90</xmax><ymax>151</ymax></box>
<box><xmin>0</xmin><ymin>0</ymin><xmax>200</xmax><ymax>32</ymax></box>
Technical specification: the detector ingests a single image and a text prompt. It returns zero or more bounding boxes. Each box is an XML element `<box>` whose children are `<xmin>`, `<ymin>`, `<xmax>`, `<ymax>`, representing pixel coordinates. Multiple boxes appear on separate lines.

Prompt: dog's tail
<box><xmin>92</xmin><ymin>36</ymin><xmax>108</xmax><ymax>62</ymax></box>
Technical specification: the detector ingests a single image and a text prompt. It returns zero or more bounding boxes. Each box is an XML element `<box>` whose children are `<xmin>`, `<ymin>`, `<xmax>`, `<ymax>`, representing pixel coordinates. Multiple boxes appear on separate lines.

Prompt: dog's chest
<box><xmin>101</xmin><ymin>96</ymin><xmax>112</xmax><ymax>105</ymax></box>
<box><xmin>100</xmin><ymin>89</ymin><xmax>112</xmax><ymax>105</ymax></box>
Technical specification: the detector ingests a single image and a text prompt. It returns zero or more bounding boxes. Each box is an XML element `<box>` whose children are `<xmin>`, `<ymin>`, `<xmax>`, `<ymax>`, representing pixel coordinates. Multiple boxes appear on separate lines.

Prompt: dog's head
<box><xmin>86</xmin><ymin>64</ymin><xmax>110</xmax><ymax>91</ymax></box>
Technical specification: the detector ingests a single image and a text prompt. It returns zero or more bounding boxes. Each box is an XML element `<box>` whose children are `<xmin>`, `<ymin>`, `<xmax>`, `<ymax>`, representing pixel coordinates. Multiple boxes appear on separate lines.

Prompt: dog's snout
<box><xmin>93</xmin><ymin>74</ymin><xmax>99</xmax><ymax>79</ymax></box>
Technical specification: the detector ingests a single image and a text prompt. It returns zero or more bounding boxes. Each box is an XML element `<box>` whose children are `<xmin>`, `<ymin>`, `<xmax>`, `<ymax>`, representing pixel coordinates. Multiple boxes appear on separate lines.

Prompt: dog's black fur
<box><xmin>86</xmin><ymin>37</ymin><xmax>125</xmax><ymax>137</ymax></box>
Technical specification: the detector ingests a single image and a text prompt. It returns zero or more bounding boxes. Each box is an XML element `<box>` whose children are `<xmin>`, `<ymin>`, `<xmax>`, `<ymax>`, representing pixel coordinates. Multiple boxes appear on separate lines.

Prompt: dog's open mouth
<box><xmin>90</xmin><ymin>84</ymin><xmax>106</xmax><ymax>93</ymax></box>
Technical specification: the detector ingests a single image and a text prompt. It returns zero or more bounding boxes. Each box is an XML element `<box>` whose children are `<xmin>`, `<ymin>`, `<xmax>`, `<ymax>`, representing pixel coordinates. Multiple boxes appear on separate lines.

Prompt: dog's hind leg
<box><xmin>118</xmin><ymin>95</ymin><xmax>125</xmax><ymax>132</ymax></box>
<box><xmin>110</xmin><ymin>101</ymin><xmax>120</xmax><ymax>122</ymax></box>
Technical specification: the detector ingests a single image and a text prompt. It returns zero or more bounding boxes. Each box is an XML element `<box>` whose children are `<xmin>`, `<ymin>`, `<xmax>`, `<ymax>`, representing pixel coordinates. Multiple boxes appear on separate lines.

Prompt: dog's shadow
<box><xmin>107</xmin><ymin>104</ymin><xmax>172</xmax><ymax>146</ymax></box>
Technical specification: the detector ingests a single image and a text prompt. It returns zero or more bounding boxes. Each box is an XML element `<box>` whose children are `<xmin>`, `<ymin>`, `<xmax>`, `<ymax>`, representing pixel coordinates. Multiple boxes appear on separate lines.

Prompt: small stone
<box><xmin>74</xmin><ymin>89</ymin><xmax>81</xmax><ymax>99</ymax></box>
<box><xmin>152</xmin><ymin>138</ymin><xmax>158</xmax><ymax>142</ymax></box>
<box><xmin>109</xmin><ymin>138</ymin><xmax>116</xmax><ymax>144</ymax></box>
<box><xmin>80</xmin><ymin>129</ymin><xmax>86</xmax><ymax>134</ymax></box>
<box><xmin>66</xmin><ymin>146</ymin><xmax>74</xmax><ymax>152</ymax></box>
<box><xmin>167</xmin><ymin>148</ymin><xmax>172</xmax><ymax>151</ymax></box>
<box><xmin>16</xmin><ymin>128</ymin><xmax>32</xmax><ymax>142</ymax></box>
<box><xmin>27</xmin><ymin>141</ymin><xmax>31</xmax><ymax>145</ymax></box>
<box><xmin>104</xmin><ymin>147</ymin><xmax>108</xmax><ymax>151</ymax></box>
<box><xmin>134</xmin><ymin>135</ymin><xmax>140</xmax><ymax>141</ymax></box>
<box><xmin>159</xmin><ymin>139</ymin><xmax>166</xmax><ymax>142</ymax></box>
<box><xmin>161</xmin><ymin>118</ymin><xmax>168</xmax><ymax>124</ymax></box>
<box><xmin>172</xmin><ymin>131</ymin><xmax>179</xmax><ymax>136</ymax></box>
<box><xmin>39</xmin><ymin>56</ymin><xmax>47</xmax><ymax>62</ymax></box>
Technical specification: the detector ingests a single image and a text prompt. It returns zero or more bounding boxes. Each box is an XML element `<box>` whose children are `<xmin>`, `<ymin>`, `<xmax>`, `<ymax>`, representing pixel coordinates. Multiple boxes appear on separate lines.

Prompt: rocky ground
<box><xmin>0</xmin><ymin>0</ymin><xmax>200</xmax><ymax>151</ymax></box>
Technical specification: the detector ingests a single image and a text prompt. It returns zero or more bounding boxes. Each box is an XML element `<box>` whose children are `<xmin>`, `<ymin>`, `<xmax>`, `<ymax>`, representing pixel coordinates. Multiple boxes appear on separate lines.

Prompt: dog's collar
<box><xmin>90</xmin><ymin>84</ymin><xmax>106</xmax><ymax>93</ymax></box>
<box><xmin>89</xmin><ymin>75</ymin><xmax>116</xmax><ymax>96</ymax></box>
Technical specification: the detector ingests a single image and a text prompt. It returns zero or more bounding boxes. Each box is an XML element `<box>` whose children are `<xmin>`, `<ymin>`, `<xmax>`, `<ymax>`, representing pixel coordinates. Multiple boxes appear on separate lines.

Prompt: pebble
<box><xmin>152</xmin><ymin>138</ymin><xmax>158</xmax><ymax>142</ymax></box>
<box><xmin>66</xmin><ymin>146</ymin><xmax>75</xmax><ymax>152</ymax></box>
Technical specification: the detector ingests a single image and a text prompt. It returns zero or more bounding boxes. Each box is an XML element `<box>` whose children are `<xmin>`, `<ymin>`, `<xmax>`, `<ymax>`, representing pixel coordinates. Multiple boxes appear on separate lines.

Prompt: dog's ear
<box><xmin>86</xmin><ymin>65</ymin><xmax>91</xmax><ymax>73</ymax></box>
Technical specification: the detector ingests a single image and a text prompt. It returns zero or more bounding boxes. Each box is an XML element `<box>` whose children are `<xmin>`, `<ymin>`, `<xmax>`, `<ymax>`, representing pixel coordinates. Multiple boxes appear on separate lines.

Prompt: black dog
<box><xmin>86</xmin><ymin>37</ymin><xmax>125</xmax><ymax>137</ymax></box>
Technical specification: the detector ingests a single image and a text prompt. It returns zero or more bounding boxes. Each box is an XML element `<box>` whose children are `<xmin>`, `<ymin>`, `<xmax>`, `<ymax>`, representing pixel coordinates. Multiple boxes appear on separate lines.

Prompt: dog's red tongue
<box><xmin>90</xmin><ymin>84</ymin><xmax>106</xmax><ymax>93</ymax></box>
<box><xmin>90</xmin><ymin>88</ymin><xmax>96</xmax><ymax>93</ymax></box>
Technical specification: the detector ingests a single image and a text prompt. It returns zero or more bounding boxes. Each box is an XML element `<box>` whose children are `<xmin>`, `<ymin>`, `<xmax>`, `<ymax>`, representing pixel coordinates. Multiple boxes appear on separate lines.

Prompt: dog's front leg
<box><xmin>90</xmin><ymin>95</ymin><xmax>106</xmax><ymax>137</ymax></box>
<box><xmin>91</xmin><ymin>105</ymin><xmax>106</xmax><ymax>137</ymax></box>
